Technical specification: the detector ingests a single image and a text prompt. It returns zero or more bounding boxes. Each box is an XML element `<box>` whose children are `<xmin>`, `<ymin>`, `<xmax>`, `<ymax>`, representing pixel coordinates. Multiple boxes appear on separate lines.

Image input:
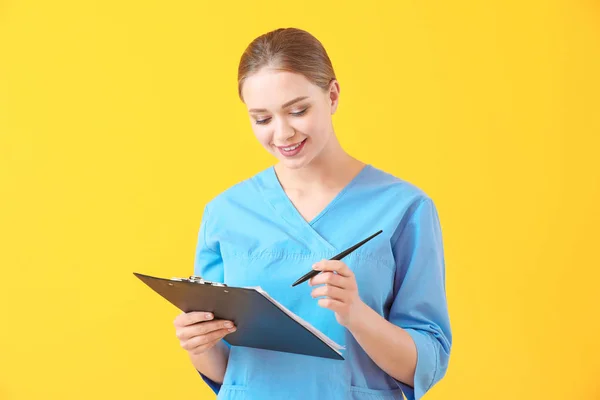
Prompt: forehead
<box><xmin>242</xmin><ymin>69</ymin><xmax>318</xmax><ymax>110</ymax></box>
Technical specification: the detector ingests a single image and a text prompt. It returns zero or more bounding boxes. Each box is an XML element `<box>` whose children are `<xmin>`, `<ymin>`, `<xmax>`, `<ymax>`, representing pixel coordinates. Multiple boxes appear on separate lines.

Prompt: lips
<box><xmin>276</xmin><ymin>138</ymin><xmax>306</xmax><ymax>150</ymax></box>
<box><xmin>276</xmin><ymin>138</ymin><xmax>307</xmax><ymax>157</ymax></box>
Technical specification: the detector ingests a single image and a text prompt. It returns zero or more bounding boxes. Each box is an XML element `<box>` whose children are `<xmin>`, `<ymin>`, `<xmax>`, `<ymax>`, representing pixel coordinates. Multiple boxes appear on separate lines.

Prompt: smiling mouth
<box><xmin>276</xmin><ymin>138</ymin><xmax>306</xmax><ymax>151</ymax></box>
<box><xmin>275</xmin><ymin>138</ymin><xmax>307</xmax><ymax>157</ymax></box>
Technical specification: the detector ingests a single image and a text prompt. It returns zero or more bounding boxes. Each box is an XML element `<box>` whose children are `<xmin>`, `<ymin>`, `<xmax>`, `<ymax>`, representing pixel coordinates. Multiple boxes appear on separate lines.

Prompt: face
<box><xmin>241</xmin><ymin>68</ymin><xmax>339</xmax><ymax>169</ymax></box>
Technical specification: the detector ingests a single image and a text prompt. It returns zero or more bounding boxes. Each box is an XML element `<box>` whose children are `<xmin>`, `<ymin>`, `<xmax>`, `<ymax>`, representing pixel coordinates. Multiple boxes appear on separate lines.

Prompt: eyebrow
<box><xmin>248</xmin><ymin>96</ymin><xmax>309</xmax><ymax>113</ymax></box>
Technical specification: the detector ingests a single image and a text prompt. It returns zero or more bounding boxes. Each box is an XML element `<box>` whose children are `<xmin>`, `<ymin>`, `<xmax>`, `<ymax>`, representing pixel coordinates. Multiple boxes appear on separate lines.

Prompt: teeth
<box><xmin>283</xmin><ymin>142</ymin><xmax>302</xmax><ymax>151</ymax></box>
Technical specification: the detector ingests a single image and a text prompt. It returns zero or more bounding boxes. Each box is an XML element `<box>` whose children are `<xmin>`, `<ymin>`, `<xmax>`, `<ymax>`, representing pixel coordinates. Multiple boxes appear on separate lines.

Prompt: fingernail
<box><xmin>225</xmin><ymin>322</ymin><xmax>233</xmax><ymax>328</ymax></box>
<box><xmin>205</xmin><ymin>313</ymin><xmax>213</xmax><ymax>320</ymax></box>
<box><xmin>228</xmin><ymin>327</ymin><xmax>236</xmax><ymax>332</ymax></box>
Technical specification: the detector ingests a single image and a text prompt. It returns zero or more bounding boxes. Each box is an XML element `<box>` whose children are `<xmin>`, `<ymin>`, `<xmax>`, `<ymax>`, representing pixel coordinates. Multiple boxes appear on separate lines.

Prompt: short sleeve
<box><xmin>389</xmin><ymin>197</ymin><xmax>452</xmax><ymax>400</ymax></box>
<box><xmin>193</xmin><ymin>204</ymin><xmax>226</xmax><ymax>394</ymax></box>
<box><xmin>194</xmin><ymin>205</ymin><xmax>224</xmax><ymax>282</ymax></box>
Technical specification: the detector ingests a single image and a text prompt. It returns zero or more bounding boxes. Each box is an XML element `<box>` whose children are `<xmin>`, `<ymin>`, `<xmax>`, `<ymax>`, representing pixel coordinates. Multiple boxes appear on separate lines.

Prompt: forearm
<box><xmin>189</xmin><ymin>340</ymin><xmax>230</xmax><ymax>384</ymax></box>
<box><xmin>348</xmin><ymin>302</ymin><xmax>417</xmax><ymax>387</ymax></box>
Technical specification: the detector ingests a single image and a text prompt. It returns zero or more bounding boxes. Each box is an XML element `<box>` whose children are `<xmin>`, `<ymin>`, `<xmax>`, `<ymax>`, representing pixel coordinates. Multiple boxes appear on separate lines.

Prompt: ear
<box><xmin>328</xmin><ymin>79</ymin><xmax>340</xmax><ymax>115</ymax></box>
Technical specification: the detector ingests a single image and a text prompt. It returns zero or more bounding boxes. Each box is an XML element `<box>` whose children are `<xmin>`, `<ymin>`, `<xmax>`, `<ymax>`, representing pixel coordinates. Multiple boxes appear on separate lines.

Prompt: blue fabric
<box><xmin>193</xmin><ymin>164</ymin><xmax>452</xmax><ymax>400</ymax></box>
<box><xmin>198</xmin><ymin>370</ymin><xmax>222</xmax><ymax>394</ymax></box>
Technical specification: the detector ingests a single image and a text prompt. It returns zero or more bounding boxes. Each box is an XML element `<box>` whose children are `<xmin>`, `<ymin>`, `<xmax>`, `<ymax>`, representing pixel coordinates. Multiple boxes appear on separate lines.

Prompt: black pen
<box><xmin>291</xmin><ymin>230</ymin><xmax>383</xmax><ymax>287</ymax></box>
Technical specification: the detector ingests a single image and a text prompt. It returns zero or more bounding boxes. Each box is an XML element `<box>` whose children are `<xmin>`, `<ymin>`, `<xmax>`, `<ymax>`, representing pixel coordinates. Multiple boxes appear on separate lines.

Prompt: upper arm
<box><xmin>193</xmin><ymin>204</ymin><xmax>226</xmax><ymax>394</ymax></box>
<box><xmin>388</xmin><ymin>197</ymin><xmax>452</xmax><ymax>400</ymax></box>
<box><xmin>194</xmin><ymin>204</ymin><xmax>224</xmax><ymax>282</ymax></box>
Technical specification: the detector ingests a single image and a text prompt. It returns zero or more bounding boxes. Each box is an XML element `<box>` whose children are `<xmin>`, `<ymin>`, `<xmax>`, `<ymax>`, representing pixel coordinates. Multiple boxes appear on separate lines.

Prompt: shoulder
<box><xmin>202</xmin><ymin>166</ymin><xmax>271</xmax><ymax>216</ymax></box>
<box><xmin>357</xmin><ymin>165</ymin><xmax>441</xmax><ymax>245</ymax></box>
<box><xmin>360</xmin><ymin>164</ymin><xmax>433</xmax><ymax>208</ymax></box>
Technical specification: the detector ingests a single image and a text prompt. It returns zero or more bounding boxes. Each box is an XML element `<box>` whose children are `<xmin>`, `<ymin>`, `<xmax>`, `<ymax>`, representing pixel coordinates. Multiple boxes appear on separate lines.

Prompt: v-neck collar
<box><xmin>256</xmin><ymin>164</ymin><xmax>371</xmax><ymax>252</ymax></box>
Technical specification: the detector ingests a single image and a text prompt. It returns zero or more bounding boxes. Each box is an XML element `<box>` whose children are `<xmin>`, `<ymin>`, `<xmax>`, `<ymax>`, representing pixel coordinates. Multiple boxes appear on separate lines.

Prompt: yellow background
<box><xmin>1</xmin><ymin>0</ymin><xmax>599</xmax><ymax>399</ymax></box>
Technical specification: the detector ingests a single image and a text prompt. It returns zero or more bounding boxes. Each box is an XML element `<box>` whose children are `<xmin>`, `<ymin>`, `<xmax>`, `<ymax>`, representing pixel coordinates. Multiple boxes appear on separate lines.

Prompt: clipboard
<box><xmin>133</xmin><ymin>272</ymin><xmax>345</xmax><ymax>360</ymax></box>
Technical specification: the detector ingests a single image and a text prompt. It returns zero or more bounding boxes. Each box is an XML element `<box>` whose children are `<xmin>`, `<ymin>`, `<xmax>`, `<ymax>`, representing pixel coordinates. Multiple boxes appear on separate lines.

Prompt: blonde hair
<box><xmin>237</xmin><ymin>27</ymin><xmax>337</xmax><ymax>102</ymax></box>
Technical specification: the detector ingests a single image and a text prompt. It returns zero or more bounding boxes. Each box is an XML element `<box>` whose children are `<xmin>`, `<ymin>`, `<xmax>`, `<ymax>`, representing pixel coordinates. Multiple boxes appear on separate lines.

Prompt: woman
<box><xmin>173</xmin><ymin>27</ymin><xmax>451</xmax><ymax>400</ymax></box>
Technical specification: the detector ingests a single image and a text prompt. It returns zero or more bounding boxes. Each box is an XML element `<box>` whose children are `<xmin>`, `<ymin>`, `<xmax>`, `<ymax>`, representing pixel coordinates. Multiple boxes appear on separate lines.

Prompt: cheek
<box><xmin>296</xmin><ymin>113</ymin><xmax>325</xmax><ymax>138</ymax></box>
<box><xmin>251</xmin><ymin>127</ymin><xmax>271</xmax><ymax>146</ymax></box>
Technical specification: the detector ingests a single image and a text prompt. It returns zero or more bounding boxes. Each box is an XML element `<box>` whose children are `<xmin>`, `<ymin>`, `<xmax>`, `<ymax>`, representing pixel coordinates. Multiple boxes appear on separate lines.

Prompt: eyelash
<box><xmin>255</xmin><ymin>108</ymin><xmax>308</xmax><ymax>125</ymax></box>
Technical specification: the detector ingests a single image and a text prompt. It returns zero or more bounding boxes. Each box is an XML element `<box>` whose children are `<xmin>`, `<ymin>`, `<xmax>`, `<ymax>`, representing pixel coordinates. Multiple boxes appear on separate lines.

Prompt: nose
<box><xmin>273</xmin><ymin>117</ymin><xmax>295</xmax><ymax>144</ymax></box>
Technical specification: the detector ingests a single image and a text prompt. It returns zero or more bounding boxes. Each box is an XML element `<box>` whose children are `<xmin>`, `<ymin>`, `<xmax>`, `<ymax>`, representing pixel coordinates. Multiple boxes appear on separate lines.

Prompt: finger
<box><xmin>188</xmin><ymin>325</ymin><xmax>237</xmax><ymax>348</ymax></box>
<box><xmin>311</xmin><ymin>284</ymin><xmax>347</xmax><ymax>302</ymax></box>
<box><xmin>174</xmin><ymin>311</ymin><xmax>214</xmax><ymax>327</ymax></box>
<box><xmin>317</xmin><ymin>298</ymin><xmax>346</xmax><ymax>313</ymax></box>
<box><xmin>188</xmin><ymin>339</ymin><xmax>219</xmax><ymax>356</ymax></box>
<box><xmin>176</xmin><ymin>320</ymin><xmax>233</xmax><ymax>341</ymax></box>
<box><xmin>313</xmin><ymin>260</ymin><xmax>353</xmax><ymax>277</ymax></box>
<box><xmin>184</xmin><ymin>327</ymin><xmax>236</xmax><ymax>353</ymax></box>
<box><xmin>188</xmin><ymin>333</ymin><xmax>229</xmax><ymax>356</ymax></box>
<box><xmin>309</xmin><ymin>271</ymin><xmax>349</xmax><ymax>289</ymax></box>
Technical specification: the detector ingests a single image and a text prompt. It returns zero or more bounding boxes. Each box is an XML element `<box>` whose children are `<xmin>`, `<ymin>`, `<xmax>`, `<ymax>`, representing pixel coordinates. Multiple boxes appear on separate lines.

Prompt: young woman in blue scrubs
<box><xmin>172</xmin><ymin>27</ymin><xmax>452</xmax><ymax>400</ymax></box>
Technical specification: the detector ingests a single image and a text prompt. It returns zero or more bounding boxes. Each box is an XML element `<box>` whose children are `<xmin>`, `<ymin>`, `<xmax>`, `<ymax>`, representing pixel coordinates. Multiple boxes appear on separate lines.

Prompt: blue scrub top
<box><xmin>193</xmin><ymin>164</ymin><xmax>451</xmax><ymax>400</ymax></box>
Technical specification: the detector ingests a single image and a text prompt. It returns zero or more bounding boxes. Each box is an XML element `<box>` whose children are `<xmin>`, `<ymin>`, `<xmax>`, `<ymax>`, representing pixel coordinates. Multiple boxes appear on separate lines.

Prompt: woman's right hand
<box><xmin>173</xmin><ymin>311</ymin><xmax>237</xmax><ymax>356</ymax></box>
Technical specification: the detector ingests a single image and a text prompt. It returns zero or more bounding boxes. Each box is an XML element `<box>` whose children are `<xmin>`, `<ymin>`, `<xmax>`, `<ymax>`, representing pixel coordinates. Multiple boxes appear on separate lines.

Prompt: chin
<box><xmin>270</xmin><ymin>141</ymin><xmax>320</xmax><ymax>169</ymax></box>
<box><xmin>275</xmin><ymin>153</ymin><xmax>315</xmax><ymax>170</ymax></box>
<box><xmin>279</xmin><ymin>158</ymin><xmax>308</xmax><ymax>169</ymax></box>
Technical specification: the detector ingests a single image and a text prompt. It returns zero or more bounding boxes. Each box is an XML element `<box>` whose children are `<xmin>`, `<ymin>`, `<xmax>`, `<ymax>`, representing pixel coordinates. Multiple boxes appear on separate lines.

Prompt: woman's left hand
<box><xmin>309</xmin><ymin>260</ymin><xmax>367</xmax><ymax>329</ymax></box>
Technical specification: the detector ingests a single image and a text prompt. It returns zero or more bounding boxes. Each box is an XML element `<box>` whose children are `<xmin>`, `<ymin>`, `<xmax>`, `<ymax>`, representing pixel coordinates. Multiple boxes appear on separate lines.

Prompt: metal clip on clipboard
<box><xmin>169</xmin><ymin>275</ymin><xmax>227</xmax><ymax>287</ymax></box>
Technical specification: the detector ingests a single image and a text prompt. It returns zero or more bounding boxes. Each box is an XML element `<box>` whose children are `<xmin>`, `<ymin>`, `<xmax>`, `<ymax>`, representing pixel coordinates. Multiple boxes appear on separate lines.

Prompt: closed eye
<box><xmin>255</xmin><ymin>108</ymin><xmax>308</xmax><ymax>125</ymax></box>
<box><xmin>291</xmin><ymin>108</ymin><xmax>308</xmax><ymax>117</ymax></box>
